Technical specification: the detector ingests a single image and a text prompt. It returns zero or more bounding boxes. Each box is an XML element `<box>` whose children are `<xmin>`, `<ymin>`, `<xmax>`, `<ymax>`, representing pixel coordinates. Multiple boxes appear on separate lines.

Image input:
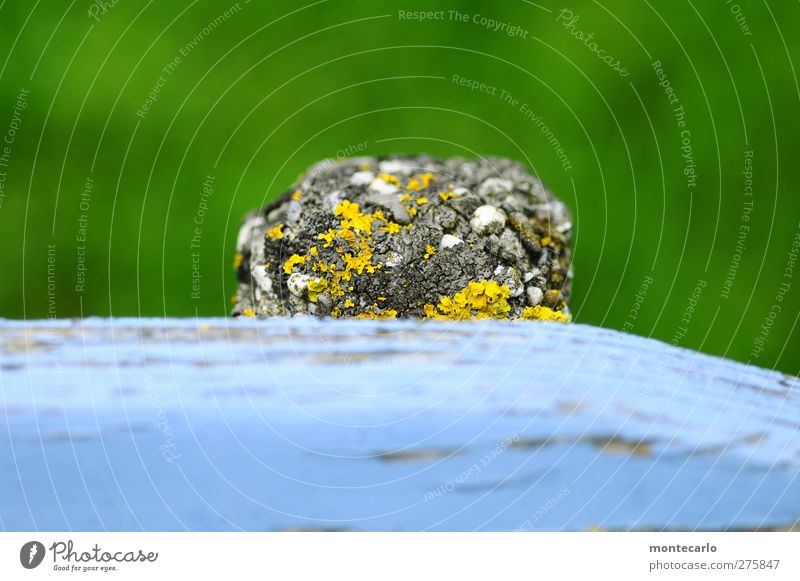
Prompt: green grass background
<box><xmin>0</xmin><ymin>0</ymin><xmax>797</xmax><ymax>374</ymax></box>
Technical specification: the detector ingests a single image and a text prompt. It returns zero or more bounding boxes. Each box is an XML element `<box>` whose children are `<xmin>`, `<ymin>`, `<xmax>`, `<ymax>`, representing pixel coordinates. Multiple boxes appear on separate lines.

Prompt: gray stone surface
<box><xmin>232</xmin><ymin>155</ymin><xmax>572</xmax><ymax>320</ymax></box>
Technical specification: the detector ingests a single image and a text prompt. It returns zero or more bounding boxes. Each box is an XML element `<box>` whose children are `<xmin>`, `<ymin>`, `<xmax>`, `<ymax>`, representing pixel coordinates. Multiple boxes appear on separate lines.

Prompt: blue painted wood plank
<box><xmin>0</xmin><ymin>318</ymin><xmax>797</xmax><ymax>531</ymax></box>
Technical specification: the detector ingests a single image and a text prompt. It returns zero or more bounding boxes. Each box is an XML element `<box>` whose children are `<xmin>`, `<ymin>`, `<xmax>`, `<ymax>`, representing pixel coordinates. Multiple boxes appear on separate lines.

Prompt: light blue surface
<box><xmin>1</xmin><ymin>318</ymin><xmax>798</xmax><ymax>531</ymax></box>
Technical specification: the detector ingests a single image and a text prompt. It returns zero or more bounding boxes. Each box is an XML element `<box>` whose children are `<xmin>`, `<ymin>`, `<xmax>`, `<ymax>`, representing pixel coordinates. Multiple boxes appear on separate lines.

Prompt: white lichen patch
<box><xmin>350</xmin><ymin>171</ymin><xmax>374</xmax><ymax>186</ymax></box>
<box><xmin>236</xmin><ymin>215</ymin><xmax>267</xmax><ymax>251</ymax></box>
<box><xmin>494</xmin><ymin>266</ymin><xmax>523</xmax><ymax>297</ymax></box>
<box><xmin>478</xmin><ymin>177</ymin><xmax>514</xmax><ymax>197</ymax></box>
<box><xmin>378</xmin><ymin>160</ymin><xmax>412</xmax><ymax>175</ymax></box>
<box><xmin>527</xmin><ymin>286</ymin><xmax>544</xmax><ymax>306</ymax></box>
<box><xmin>252</xmin><ymin>266</ymin><xmax>273</xmax><ymax>293</ymax></box>
<box><xmin>440</xmin><ymin>234</ymin><xmax>463</xmax><ymax>250</ymax></box>
<box><xmin>368</xmin><ymin>178</ymin><xmax>399</xmax><ymax>195</ymax></box>
<box><xmin>534</xmin><ymin>202</ymin><xmax>569</xmax><ymax>226</ymax></box>
<box><xmin>287</xmin><ymin>201</ymin><xmax>302</xmax><ymax>224</ymax></box>
<box><xmin>470</xmin><ymin>205</ymin><xmax>506</xmax><ymax>235</ymax></box>
<box><xmin>384</xmin><ymin>251</ymin><xmax>404</xmax><ymax>268</ymax></box>
<box><xmin>287</xmin><ymin>273</ymin><xmax>311</xmax><ymax>297</ymax></box>
<box><xmin>323</xmin><ymin>191</ymin><xmax>343</xmax><ymax>213</ymax></box>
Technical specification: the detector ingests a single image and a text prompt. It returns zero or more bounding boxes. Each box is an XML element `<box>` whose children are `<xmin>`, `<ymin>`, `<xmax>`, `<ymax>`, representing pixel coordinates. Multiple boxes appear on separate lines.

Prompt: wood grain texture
<box><xmin>1</xmin><ymin>318</ymin><xmax>798</xmax><ymax>531</ymax></box>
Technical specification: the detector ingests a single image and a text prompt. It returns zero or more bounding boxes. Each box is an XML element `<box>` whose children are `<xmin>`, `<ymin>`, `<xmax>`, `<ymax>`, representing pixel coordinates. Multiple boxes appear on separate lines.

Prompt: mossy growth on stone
<box><xmin>232</xmin><ymin>155</ymin><xmax>572</xmax><ymax>322</ymax></box>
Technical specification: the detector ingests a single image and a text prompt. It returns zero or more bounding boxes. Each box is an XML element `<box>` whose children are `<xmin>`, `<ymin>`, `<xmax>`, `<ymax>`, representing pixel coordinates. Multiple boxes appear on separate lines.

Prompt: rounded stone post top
<box><xmin>233</xmin><ymin>155</ymin><xmax>572</xmax><ymax>321</ymax></box>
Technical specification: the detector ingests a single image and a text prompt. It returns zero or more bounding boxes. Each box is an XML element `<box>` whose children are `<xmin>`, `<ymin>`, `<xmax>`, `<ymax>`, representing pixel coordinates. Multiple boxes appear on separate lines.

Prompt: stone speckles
<box><xmin>233</xmin><ymin>155</ymin><xmax>573</xmax><ymax>321</ymax></box>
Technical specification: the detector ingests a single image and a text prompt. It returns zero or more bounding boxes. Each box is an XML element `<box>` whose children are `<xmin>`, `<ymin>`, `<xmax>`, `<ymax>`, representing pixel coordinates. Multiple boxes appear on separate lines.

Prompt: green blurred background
<box><xmin>0</xmin><ymin>0</ymin><xmax>797</xmax><ymax>374</ymax></box>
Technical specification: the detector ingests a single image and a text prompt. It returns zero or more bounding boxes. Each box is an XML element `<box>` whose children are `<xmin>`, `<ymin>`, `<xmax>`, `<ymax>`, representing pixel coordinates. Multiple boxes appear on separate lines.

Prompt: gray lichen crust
<box><xmin>232</xmin><ymin>156</ymin><xmax>572</xmax><ymax>321</ymax></box>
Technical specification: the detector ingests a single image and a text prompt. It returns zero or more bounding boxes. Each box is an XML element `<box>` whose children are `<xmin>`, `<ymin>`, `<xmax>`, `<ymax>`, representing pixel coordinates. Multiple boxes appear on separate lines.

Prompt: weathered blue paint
<box><xmin>0</xmin><ymin>318</ymin><xmax>797</xmax><ymax>531</ymax></box>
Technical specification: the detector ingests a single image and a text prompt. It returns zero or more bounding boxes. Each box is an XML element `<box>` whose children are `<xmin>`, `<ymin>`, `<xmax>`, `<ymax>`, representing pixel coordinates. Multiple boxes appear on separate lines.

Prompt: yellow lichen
<box><xmin>373</xmin><ymin>210</ymin><xmax>403</xmax><ymax>234</ymax></box>
<box><xmin>377</xmin><ymin>172</ymin><xmax>400</xmax><ymax>186</ymax></box>
<box><xmin>291</xmin><ymin>189</ymin><xmax>302</xmax><ymax>201</ymax></box>
<box><xmin>344</xmin><ymin>299</ymin><xmax>355</xmax><ymax>308</ymax></box>
<box><xmin>318</xmin><ymin>229</ymin><xmax>337</xmax><ymax>247</ymax></box>
<box><xmin>521</xmin><ymin>305</ymin><xmax>571</xmax><ymax>323</ymax></box>
<box><xmin>233</xmin><ymin>252</ymin><xmax>243</xmax><ymax>270</ymax></box>
<box><xmin>399</xmin><ymin>193</ymin><xmax>412</xmax><ymax>202</ymax></box>
<box><xmin>334</xmin><ymin>199</ymin><xmax>359</xmax><ymax>219</ymax></box>
<box><xmin>267</xmin><ymin>224</ymin><xmax>284</xmax><ymax>240</ymax></box>
<box><xmin>335</xmin><ymin>200</ymin><xmax>375</xmax><ymax>234</ymax></box>
<box><xmin>355</xmin><ymin>305</ymin><xmax>398</xmax><ymax>319</ymax></box>
<box><xmin>541</xmin><ymin>236</ymin><xmax>552</xmax><ymax>246</ymax></box>
<box><xmin>343</xmin><ymin>242</ymin><xmax>381</xmax><ymax>274</ymax></box>
<box><xmin>336</xmin><ymin>228</ymin><xmax>357</xmax><ymax>246</ymax></box>
<box><xmin>242</xmin><ymin>308</ymin><xmax>256</xmax><ymax>318</ymax></box>
<box><xmin>424</xmin><ymin>280</ymin><xmax>512</xmax><ymax>320</ymax></box>
<box><xmin>416</xmin><ymin>197</ymin><xmax>428</xmax><ymax>206</ymax></box>
<box><xmin>283</xmin><ymin>254</ymin><xmax>307</xmax><ymax>274</ymax></box>
<box><xmin>291</xmin><ymin>197</ymin><xmax>408</xmax><ymax>310</ymax></box>
<box><xmin>380</xmin><ymin>222</ymin><xmax>402</xmax><ymax>234</ymax></box>
<box><xmin>439</xmin><ymin>191</ymin><xmax>463</xmax><ymax>201</ymax></box>
<box><xmin>406</xmin><ymin>172</ymin><xmax>435</xmax><ymax>191</ymax></box>
<box><xmin>424</xmin><ymin>244</ymin><xmax>436</xmax><ymax>259</ymax></box>
<box><xmin>307</xmin><ymin>278</ymin><xmax>328</xmax><ymax>303</ymax></box>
